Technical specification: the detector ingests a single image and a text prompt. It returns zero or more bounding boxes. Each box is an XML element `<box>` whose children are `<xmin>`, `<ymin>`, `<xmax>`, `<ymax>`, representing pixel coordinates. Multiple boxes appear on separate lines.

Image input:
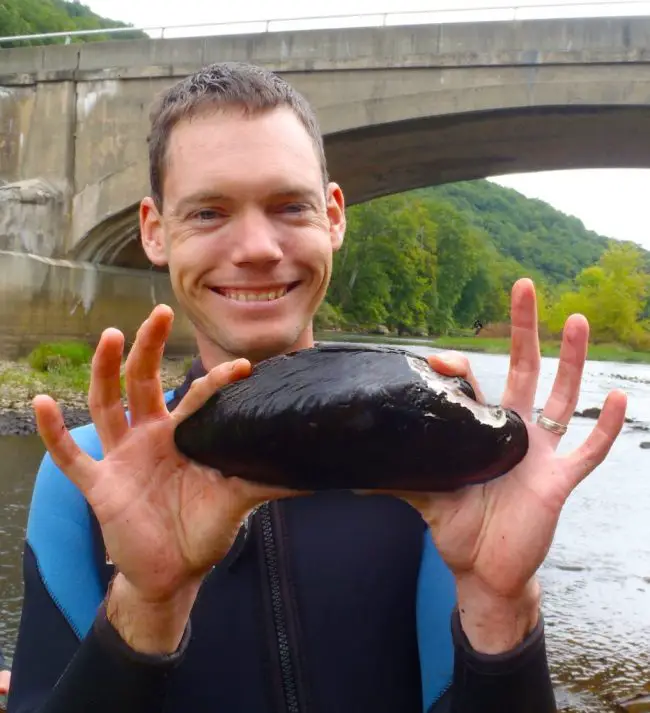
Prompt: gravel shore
<box><xmin>0</xmin><ymin>359</ymin><xmax>190</xmax><ymax>436</ymax></box>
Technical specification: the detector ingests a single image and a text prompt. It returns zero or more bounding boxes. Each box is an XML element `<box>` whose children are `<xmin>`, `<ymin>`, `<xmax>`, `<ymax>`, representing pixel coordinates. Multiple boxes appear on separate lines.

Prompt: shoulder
<box><xmin>26</xmin><ymin>422</ymin><xmax>105</xmax><ymax>638</ymax></box>
<box><xmin>25</xmin><ymin>390</ymin><xmax>177</xmax><ymax>638</ymax></box>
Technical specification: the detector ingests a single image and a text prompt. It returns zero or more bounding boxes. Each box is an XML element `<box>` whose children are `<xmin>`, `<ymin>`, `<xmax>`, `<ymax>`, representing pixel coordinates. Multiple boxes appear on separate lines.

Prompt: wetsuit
<box><xmin>7</xmin><ymin>362</ymin><xmax>557</xmax><ymax>713</ymax></box>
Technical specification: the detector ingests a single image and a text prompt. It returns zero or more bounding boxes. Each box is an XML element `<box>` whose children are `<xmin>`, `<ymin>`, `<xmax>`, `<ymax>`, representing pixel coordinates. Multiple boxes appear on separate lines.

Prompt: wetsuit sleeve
<box><xmin>9</xmin><ymin>602</ymin><xmax>188</xmax><ymax>713</ymax></box>
<box><xmin>417</xmin><ymin>530</ymin><xmax>557</xmax><ymax>713</ymax></box>
<box><xmin>6</xmin><ymin>420</ymin><xmax>185</xmax><ymax>713</ymax></box>
<box><xmin>431</xmin><ymin>609</ymin><xmax>557</xmax><ymax>713</ymax></box>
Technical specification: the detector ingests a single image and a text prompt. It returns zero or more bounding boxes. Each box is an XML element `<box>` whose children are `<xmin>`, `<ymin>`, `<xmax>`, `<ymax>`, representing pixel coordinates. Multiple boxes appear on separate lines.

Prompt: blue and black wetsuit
<box><xmin>7</xmin><ymin>362</ymin><xmax>557</xmax><ymax>713</ymax></box>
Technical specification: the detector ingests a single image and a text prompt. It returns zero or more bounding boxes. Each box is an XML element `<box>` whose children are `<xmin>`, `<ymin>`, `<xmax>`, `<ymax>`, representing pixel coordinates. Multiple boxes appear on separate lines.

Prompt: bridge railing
<box><xmin>1</xmin><ymin>0</ymin><xmax>649</xmax><ymax>45</ymax></box>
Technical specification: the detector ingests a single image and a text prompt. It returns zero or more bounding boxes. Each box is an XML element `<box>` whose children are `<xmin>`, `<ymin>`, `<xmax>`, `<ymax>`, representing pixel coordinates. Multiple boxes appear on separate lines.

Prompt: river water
<box><xmin>0</xmin><ymin>348</ymin><xmax>648</xmax><ymax>711</ymax></box>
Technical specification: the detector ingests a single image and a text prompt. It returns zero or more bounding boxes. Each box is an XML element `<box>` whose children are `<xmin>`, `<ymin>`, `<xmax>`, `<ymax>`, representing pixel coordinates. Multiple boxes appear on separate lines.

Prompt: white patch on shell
<box><xmin>405</xmin><ymin>355</ymin><xmax>507</xmax><ymax>428</ymax></box>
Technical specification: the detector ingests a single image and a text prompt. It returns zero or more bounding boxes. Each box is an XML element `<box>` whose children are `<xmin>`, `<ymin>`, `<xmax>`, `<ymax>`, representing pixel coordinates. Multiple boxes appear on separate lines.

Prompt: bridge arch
<box><xmin>73</xmin><ymin>102</ymin><xmax>650</xmax><ymax>268</ymax></box>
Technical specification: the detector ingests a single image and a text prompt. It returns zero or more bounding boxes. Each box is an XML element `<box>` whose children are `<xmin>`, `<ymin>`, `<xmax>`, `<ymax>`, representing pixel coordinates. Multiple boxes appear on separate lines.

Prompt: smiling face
<box><xmin>140</xmin><ymin>106</ymin><xmax>346</xmax><ymax>367</ymax></box>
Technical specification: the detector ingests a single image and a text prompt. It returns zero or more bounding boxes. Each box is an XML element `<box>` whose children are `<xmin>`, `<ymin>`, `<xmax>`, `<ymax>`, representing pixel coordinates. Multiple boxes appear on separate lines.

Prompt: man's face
<box><xmin>141</xmin><ymin>106</ymin><xmax>345</xmax><ymax>365</ymax></box>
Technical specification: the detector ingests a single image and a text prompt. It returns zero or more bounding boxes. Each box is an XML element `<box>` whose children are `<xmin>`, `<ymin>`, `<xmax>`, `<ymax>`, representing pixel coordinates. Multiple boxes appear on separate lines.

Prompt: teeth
<box><xmin>222</xmin><ymin>287</ymin><xmax>289</xmax><ymax>302</ymax></box>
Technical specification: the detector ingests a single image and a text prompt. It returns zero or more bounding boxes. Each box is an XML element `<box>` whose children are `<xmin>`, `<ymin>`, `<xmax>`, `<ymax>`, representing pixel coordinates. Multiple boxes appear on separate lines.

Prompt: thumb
<box><xmin>170</xmin><ymin>359</ymin><xmax>252</xmax><ymax>424</ymax></box>
<box><xmin>426</xmin><ymin>353</ymin><xmax>486</xmax><ymax>404</ymax></box>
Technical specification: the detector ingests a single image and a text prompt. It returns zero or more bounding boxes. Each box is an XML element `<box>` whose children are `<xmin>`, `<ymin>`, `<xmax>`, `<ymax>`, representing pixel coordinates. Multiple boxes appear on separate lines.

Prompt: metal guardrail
<box><xmin>0</xmin><ymin>0</ymin><xmax>649</xmax><ymax>45</ymax></box>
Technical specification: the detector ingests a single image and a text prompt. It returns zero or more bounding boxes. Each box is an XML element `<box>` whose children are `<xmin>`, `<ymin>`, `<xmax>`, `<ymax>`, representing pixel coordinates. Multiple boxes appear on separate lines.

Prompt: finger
<box><xmin>427</xmin><ymin>352</ymin><xmax>486</xmax><ymax>404</ymax></box>
<box><xmin>33</xmin><ymin>395</ymin><xmax>98</xmax><ymax>494</ymax></box>
<box><xmin>537</xmin><ymin>314</ymin><xmax>589</xmax><ymax>447</ymax></box>
<box><xmin>560</xmin><ymin>389</ymin><xmax>627</xmax><ymax>492</ymax></box>
<box><xmin>170</xmin><ymin>358</ymin><xmax>252</xmax><ymax>424</ymax></box>
<box><xmin>501</xmin><ymin>278</ymin><xmax>541</xmax><ymax>419</ymax></box>
<box><xmin>88</xmin><ymin>328</ymin><xmax>129</xmax><ymax>452</ymax></box>
<box><xmin>124</xmin><ymin>304</ymin><xmax>174</xmax><ymax>426</ymax></box>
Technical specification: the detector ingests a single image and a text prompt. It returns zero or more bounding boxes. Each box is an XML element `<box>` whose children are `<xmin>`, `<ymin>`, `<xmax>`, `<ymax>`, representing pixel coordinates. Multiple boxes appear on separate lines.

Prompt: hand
<box><xmin>0</xmin><ymin>669</ymin><xmax>10</xmax><ymax>697</ymax></box>
<box><xmin>33</xmin><ymin>305</ymin><xmax>299</xmax><ymax>653</ymax></box>
<box><xmin>396</xmin><ymin>279</ymin><xmax>627</xmax><ymax>653</ymax></box>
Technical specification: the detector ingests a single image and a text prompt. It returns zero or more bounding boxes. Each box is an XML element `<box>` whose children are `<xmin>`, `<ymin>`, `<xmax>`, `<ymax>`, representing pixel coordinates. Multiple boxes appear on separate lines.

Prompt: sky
<box><xmin>83</xmin><ymin>0</ymin><xmax>650</xmax><ymax>250</ymax></box>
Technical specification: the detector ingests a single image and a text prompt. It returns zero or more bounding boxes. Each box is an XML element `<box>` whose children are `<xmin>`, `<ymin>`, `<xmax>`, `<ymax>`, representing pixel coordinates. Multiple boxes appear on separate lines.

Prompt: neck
<box><xmin>194</xmin><ymin>324</ymin><xmax>316</xmax><ymax>372</ymax></box>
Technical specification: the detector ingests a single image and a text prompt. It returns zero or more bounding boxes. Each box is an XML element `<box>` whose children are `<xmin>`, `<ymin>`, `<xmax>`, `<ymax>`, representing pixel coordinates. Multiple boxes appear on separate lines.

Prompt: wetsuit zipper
<box><xmin>259</xmin><ymin>502</ymin><xmax>301</xmax><ymax>713</ymax></box>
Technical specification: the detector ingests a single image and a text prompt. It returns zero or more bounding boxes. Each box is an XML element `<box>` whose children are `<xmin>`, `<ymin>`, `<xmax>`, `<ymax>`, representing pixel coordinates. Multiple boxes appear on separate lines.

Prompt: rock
<box><xmin>0</xmin><ymin>406</ymin><xmax>91</xmax><ymax>436</ymax></box>
<box><xmin>629</xmin><ymin>423</ymin><xmax>650</xmax><ymax>432</ymax></box>
<box><xmin>373</xmin><ymin>325</ymin><xmax>391</xmax><ymax>336</ymax></box>
<box><xmin>575</xmin><ymin>406</ymin><xmax>634</xmax><ymax>424</ymax></box>
<box><xmin>575</xmin><ymin>407</ymin><xmax>602</xmax><ymax>420</ymax></box>
<box><xmin>639</xmin><ymin>442</ymin><xmax>650</xmax><ymax>449</ymax></box>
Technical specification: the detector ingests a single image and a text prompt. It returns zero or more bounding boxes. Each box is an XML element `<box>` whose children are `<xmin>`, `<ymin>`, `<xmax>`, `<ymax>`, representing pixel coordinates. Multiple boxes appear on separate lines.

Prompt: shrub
<box><xmin>27</xmin><ymin>341</ymin><xmax>94</xmax><ymax>373</ymax></box>
<box><xmin>314</xmin><ymin>301</ymin><xmax>347</xmax><ymax>330</ymax></box>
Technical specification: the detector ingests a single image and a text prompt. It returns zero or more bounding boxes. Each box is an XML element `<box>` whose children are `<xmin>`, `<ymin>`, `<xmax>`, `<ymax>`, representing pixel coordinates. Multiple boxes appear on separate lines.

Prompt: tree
<box><xmin>323</xmin><ymin>180</ymin><xmax>650</xmax><ymax>348</ymax></box>
<box><xmin>545</xmin><ymin>243</ymin><xmax>650</xmax><ymax>347</ymax></box>
<box><xmin>0</xmin><ymin>0</ymin><xmax>145</xmax><ymax>48</ymax></box>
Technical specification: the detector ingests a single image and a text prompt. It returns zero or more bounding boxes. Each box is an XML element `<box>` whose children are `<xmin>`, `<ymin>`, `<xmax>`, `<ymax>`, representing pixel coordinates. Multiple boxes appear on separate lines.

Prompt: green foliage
<box><xmin>323</xmin><ymin>179</ymin><xmax>650</xmax><ymax>351</ymax></box>
<box><xmin>0</xmin><ymin>0</ymin><xmax>146</xmax><ymax>47</ymax></box>
<box><xmin>418</xmin><ymin>180</ymin><xmax>612</xmax><ymax>284</ymax></box>
<box><xmin>314</xmin><ymin>301</ymin><xmax>347</xmax><ymax>331</ymax></box>
<box><xmin>329</xmin><ymin>192</ymin><xmax>505</xmax><ymax>337</ymax></box>
<box><xmin>27</xmin><ymin>341</ymin><xmax>94</xmax><ymax>372</ymax></box>
<box><xmin>544</xmin><ymin>243</ymin><xmax>650</xmax><ymax>348</ymax></box>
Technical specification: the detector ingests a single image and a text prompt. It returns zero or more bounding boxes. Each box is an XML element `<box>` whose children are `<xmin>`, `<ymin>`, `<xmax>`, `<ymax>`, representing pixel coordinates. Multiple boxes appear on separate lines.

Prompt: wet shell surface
<box><xmin>173</xmin><ymin>344</ymin><xmax>529</xmax><ymax>492</ymax></box>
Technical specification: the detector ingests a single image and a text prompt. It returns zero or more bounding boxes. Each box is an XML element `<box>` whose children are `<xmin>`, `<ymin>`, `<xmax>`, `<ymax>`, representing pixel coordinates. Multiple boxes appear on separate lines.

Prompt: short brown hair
<box><xmin>147</xmin><ymin>61</ymin><xmax>328</xmax><ymax>209</ymax></box>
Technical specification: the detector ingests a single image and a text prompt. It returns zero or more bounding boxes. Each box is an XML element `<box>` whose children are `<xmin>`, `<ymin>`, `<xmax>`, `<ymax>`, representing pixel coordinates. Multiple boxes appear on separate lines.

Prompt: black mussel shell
<box><xmin>173</xmin><ymin>344</ymin><xmax>529</xmax><ymax>492</ymax></box>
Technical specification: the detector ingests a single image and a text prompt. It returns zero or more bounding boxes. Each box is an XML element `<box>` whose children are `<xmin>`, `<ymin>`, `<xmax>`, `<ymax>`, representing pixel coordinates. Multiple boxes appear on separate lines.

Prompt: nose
<box><xmin>230</xmin><ymin>209</ymin><xmax>283</xmax><ymax>266</ymax></box>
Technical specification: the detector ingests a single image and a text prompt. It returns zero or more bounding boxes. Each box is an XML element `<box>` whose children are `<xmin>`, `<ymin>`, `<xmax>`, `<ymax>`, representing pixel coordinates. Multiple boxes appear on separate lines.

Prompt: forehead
<box><xmin>163</xmin><ymin>106</ymin><xmax>323</xmax><ymax>199</ymax></box>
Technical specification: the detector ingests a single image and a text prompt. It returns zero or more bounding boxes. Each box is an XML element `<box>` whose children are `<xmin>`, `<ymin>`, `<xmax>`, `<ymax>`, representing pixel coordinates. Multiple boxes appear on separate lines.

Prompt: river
<box><xmin>0</xmin><ymin>348</ymin><xmax>648</xmax><ymax>711</ymax></box>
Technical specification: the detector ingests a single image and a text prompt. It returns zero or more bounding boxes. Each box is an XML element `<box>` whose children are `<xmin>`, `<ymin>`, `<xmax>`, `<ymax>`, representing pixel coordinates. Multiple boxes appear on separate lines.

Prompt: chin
<box><xmin>227</xmin><ymin>328</ymin><xmax>310</xmax><ymax>363</ymax></box>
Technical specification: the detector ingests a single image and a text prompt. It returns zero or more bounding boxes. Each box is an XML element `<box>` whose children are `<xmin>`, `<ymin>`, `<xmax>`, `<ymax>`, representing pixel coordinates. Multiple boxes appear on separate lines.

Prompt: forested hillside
<box><xmin>320</xmin><ymin>179</ymin><xmax>650</xmax><ymax>350</ymax></box>
<box><xmin>0</xmin><ymin>0</ymin><xmax>145</xmax><ymax>47</ymax></box>
<box><xmin>419</xmin><ymin>181</ymin><xmax>612</xmax><ymax>284</ymax></box>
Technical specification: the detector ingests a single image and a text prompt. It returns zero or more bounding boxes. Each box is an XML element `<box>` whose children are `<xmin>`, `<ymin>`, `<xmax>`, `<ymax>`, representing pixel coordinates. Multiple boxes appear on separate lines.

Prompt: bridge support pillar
<box><xmin>0</xmin><ymin>80</ymin><xmax>76</xmax><ymax>258</ymax></box>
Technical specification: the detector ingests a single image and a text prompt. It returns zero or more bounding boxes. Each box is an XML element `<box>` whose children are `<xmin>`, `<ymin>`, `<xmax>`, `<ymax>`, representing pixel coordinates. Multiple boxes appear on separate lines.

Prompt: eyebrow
<box><xmin>172</xmin><ymin>186</ymin><xmax>323</xmax><ymax>215</ymax></box>
<box><xmin>172</xmin><ymin>192</ymin><xmax>228</xmax><ymax>215</ymax></box>
<box><xmin>271</xmin><ymin>187</ymin><xmax>323</xmax><ymax>204</ymax></box>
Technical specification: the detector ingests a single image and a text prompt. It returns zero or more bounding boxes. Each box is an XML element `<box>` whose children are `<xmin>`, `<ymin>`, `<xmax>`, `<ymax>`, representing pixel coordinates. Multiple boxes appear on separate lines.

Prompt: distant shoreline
<box><xmin>317</xmin><ymin>332</ymin><xmax>650</xmax><ymax>365</ymax></box>
<box><xmin>1</xmin><ymin>334</ymin><xmax>648</xmax><ymax>437</ymax></box>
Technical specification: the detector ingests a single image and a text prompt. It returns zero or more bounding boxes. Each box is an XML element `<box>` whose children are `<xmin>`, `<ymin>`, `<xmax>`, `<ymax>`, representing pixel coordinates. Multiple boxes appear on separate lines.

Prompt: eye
<box><xmin>279</xmin><ymin>203</ymin><xmax>308</xmax><ymax>214</ymax></box>
<box><xmin>190</xmin><ymin>208</ymin><xmax>226</xmax><ymax>222</ymax></box>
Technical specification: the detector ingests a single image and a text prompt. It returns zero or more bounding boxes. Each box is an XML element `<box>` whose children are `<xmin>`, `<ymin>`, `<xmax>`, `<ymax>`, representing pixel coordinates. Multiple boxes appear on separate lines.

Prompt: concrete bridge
<box><xmin>1</xmin><ymin>16</ymin><xmax>650</xmax><ymax>356</ymax></box>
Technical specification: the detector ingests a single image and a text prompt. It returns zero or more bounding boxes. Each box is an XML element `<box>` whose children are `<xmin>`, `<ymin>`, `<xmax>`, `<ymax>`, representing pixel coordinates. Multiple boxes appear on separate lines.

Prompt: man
<box><xmin>7</xmin><ymin>62</ymin><xmax>626</xmax><ymax>713</ymax></box>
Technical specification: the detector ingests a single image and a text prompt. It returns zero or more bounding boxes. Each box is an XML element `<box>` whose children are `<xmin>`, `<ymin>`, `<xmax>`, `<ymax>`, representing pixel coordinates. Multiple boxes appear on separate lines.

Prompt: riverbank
<box><xmin>0</xmin><ymin>357</ymin><xmax>191</xmax><ymax>436</ymax></box>
<box><xmin>2</xmin><ymin>332</ymin><xmax>648</xmax><ymax>437</ymax></box>
<box><xmin>318</xmin><ymin>332</ymin><xmax>650</xmax><ymax>364</ymax></box>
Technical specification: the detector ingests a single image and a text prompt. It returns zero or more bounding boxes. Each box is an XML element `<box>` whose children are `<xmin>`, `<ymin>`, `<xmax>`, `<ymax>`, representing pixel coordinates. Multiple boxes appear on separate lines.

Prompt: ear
<box><xmin>140</xmin><ymin>196</ymin><xmax>168</xmax><ymax>267</ymax></box>
<box><xmin>326</xmin><ymin>182</ymin><xmax>346</xmax><ymax>253</ymax></box>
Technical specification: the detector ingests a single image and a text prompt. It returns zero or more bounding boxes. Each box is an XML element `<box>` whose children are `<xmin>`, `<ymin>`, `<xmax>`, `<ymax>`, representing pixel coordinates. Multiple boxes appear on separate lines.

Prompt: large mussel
<box><xmin>173</xmin><ymin>344</ymin><xmax>529</xmax><ymax>492</ymax></box>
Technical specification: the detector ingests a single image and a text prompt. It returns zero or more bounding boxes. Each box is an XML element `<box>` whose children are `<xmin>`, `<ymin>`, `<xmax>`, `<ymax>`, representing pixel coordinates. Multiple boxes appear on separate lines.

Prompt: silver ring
<box><xmin>536</xmin><ymin>414</ymin><xmax>568</xmax><ymax>436</ymax></box>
